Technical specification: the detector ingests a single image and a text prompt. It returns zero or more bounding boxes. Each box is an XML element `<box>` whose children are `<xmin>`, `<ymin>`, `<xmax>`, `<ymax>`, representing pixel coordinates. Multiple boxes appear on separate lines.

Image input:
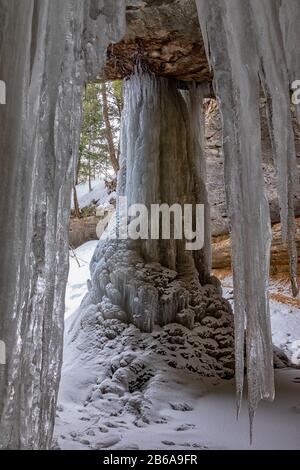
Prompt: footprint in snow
<box><xmin>99</xmin><ymin>425</ymin><xmax>109</xmax><ymax>433</ymax></box>
<box><xmin>116</xmin><ymin>444</ymin><xmax>140</xmax><ymax>450</ymax></box>
<box><xmin>162</xmin><ymin>440</ymin><xmax>175</xmax><ymax>446</ymax></box>
<box><xmin>103</xmin><ymin>421</ymin><xmax>122</xmax><ymax>429</ymax></box>
<box><xmin>94</xmin><ymin>434</ymin><xmax>121</xmax><ymax>449</ymax></box>
<box><xmin>170</xmin><ymin>402</ymin><xmax>194</xmax><ymax>411</ymax></box>
<box><xmin>154</xmin><ymin>416</ymin><xmax>169</xmax><ymax>424</ymax></box>
<box><xmin>176</xmin><ymin>423</ymin><xmax>196</xmax><ymax>431</ymax></box>
<box><xmin>192</xmin><ymin>443</ymin><xmax>209</xmax><ymax>449</ymax></box>
<box><xmin>80</xmin><ymin>439</ymin><xmax>90</xmax><ymax>446</ymax></box>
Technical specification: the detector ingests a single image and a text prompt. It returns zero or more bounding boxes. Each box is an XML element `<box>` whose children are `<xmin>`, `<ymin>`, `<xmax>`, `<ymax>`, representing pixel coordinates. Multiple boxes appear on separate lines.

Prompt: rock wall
<box><xmin>205</xmin><ymin>100</ymin><xmax>300</xmax><ymax>237</ymax></box>
<box><xmin>212</xmin><ymin>218</ymin><xmax>300</xmax><ymax>275</ymax></box>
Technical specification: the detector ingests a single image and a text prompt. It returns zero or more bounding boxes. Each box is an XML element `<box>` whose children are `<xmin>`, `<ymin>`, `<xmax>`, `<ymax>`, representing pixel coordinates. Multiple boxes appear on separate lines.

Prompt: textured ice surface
<box><xmin>196</xmin><ymin>0</ymin><xmax>300</xmax><ymax>434</ymax></box>
<box><xmin>0</xmin><ymin>0</ymin><xmax>125</xmax><ymax>449</ymax></box>
<box><xmin>119</xmin><ymin>72</ymin><xmax>211</xmax><ymax>281</ymax></box>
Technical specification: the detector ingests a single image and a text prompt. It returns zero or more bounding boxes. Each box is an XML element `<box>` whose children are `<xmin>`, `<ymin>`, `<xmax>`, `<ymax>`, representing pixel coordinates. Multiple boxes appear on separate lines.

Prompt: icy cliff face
<box><xmin>196</xmin><ymin>0</ymin><xmax>300</xmax><ymax>435</ymax></box>
<box><xmin>0</xmin><ymin>0</ymin><xmax>125</xmax><ymax>449</ymax></box>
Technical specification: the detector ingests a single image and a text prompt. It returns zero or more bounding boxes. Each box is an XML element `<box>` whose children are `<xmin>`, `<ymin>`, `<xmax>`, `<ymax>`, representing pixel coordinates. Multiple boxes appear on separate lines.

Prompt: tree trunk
<box><xmin>73</xmin><ymin>184</ymin><xmax>82</xmax><ymax>219</ymax></box>
<box><xmin>101</xmin><ymin>82</ymin><xmax>120</xmax><ymax>173</ymax></box>
<box><xmin>75</xmin><ymin>154</ymin><xmax>81</xmax><ymax>185</ymax></box>
<box><xmin>88</xmin><ymin>152</ymin><xmax>92</xmax><ymax>192</ymax></box>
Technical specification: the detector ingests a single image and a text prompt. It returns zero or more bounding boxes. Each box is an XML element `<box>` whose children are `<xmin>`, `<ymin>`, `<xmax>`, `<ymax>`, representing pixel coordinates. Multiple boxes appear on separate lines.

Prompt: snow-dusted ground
<box><xmin>55</xmin><ymin>242</ymin><xmax>300</xmax><ymax>450</ymax></box>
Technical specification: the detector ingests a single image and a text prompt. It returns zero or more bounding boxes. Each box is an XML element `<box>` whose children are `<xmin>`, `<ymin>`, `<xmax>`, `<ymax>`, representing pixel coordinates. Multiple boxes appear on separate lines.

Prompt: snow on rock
<box><xmin>55</xmin><ymin>312</ymin><xmax>300</xmax><ymax>449</ymax></box>
<box><xmin>55</xmin><ymin>286</ymin><xmax>233</xmax><ymax>450</ymax></box>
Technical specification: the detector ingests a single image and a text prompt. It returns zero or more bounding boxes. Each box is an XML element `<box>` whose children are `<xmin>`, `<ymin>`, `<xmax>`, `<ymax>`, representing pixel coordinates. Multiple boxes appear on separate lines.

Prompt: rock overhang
<box><xmin>101</xmin><ymin>0</ymin><xmax>212</xmax><ymax>82</ymax></box>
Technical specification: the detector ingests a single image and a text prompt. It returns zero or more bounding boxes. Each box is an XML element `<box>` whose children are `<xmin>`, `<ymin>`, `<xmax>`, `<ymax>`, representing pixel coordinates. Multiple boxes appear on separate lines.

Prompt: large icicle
<box><xmin>279</xmin><ymin>0</ymin><xmax>300</xmax><ymax>124</ymax></box>
<box><xmin>0</xmin><ymin>0</ymin><xmax>125</xmax><ymax>449</ymax></box>
<box><xmin>196</xmin><ymin>0</ymin><xmax>274</xmax><ymax>437</ymax></box>
<box><xmin>183</xmin><ymin>84</ymin><xmax>212</xmax><ymax>280</ymax></box>
<box><xmin>249</xmin><ymin>0</ymin><xmax>299</xmax><ymax>297</ymax></box>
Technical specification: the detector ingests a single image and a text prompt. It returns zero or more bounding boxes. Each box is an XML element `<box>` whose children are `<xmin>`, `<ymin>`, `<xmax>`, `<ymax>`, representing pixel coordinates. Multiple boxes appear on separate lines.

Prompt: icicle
<box><xmin>196</xmin><ymin>0</ymin><xmax>275</xmax><ymax>437</ymax></box>
<box><xmin>0</xmin><ymin>0</ymin><xmax>125</xmax><ymax>450</ymax></box>
<box><xmin>182</xmin><ymin>84</ymin><xmax>212</xmax><ymax>282</ymax></box>
<box><xmin>278</xmin><ymin>0</ymin><xmax>300</xmax><ymax>296</ymax></box>
<box><xmin>279</xmin><ymin>0</ymin><xmax>300</xmax><ymax>125</ymax></box>
<box><xmin>249</xmin><ymin>0</ymin><xmax>299</xmax><ymax>297</ymax></box>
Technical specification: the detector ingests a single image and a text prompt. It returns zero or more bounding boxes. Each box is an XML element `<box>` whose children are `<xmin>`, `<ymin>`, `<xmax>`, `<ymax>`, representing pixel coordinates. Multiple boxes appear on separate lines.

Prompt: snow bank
<box><xmin>56</xmin><ymin>242</ymin><xmax>300</xmax><ymax>450</ymax></box>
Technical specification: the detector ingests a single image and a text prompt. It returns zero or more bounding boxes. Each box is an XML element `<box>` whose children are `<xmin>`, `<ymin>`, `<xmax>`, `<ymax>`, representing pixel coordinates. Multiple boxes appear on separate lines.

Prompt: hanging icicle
<box><xmin>196</xmin><ymin>0</ymin><xmax>274</xmax><ymax>439</ymax></box>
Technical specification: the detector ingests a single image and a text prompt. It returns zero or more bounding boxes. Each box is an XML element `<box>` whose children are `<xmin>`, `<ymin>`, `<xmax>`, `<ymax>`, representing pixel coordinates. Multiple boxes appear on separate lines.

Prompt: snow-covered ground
<box><xmin>221</xmin><ymin>273</ymin><xmax>300</xmax><ymax>365</ymax></box>
<box><xmin>65</xmin><ymin>241</ymin><xmax>99</xmax><ymax>319</ymax></box>
<box><xmin>71</xmin><ymin>179</ymin><xmax>116</xmax><ymax>210</ymax></box>
<box><xmin>55</xmin><ymin>242</ymin><xmax>300</xmax><ymax>450</ymax></box>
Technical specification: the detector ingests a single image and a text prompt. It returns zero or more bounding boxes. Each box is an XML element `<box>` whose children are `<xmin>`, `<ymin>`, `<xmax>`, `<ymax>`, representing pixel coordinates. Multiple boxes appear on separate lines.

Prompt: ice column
<box><xmin>120</xmin><ymin>72</ymin><xmax>210</xmax><ymax>282</ymax></box>
<box><xmin>88</xmin><ymin>72</ymin><xmax>220</xmax><ymax>334</ymax></box>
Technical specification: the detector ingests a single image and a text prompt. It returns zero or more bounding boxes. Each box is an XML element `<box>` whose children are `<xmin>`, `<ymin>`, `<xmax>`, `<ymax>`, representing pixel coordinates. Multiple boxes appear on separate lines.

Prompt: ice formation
<box><xmin>79</xmin><ymin>71</ymin><xmax>235</xmax><ymax>367</ymax></box>
<box><xmin>88</xmin><ymin>75</ymin><xmax>215</xmax><ymax>324</ymax></box>
<box><xmin>0</xmin><ymin>0</ymin><xmax>125</xmax><ymax>449</ymax></box>
<box><xmin>196</xmin><ymin>0</ymin><xmax>300</xmax><ymax>434</ymax></box>
<box><xmin>1</xmin><ymin>0</ymin><xmax>298</xmax><ymax>450</ymax></box>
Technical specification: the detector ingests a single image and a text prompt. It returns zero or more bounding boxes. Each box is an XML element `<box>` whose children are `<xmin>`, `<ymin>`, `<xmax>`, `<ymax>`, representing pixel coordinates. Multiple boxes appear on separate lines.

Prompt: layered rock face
<box><xmin>0</xmin><ymin>0</ymin><xmax>125</xmax><ymax>450</ymax></box>
<box><xmin>103</xmin><ymin>0</ymin><xmax>211</xmax><ymax>83</ymax></box>
<box><xmin>212</xmin><ymin>219</ymin><xmax>300</xmax><ymax>275</ymax></box>
<box><xmin>205</xmin><ymin>101</ymin><xmax>300</xmax><ymax>237</ymax></box>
